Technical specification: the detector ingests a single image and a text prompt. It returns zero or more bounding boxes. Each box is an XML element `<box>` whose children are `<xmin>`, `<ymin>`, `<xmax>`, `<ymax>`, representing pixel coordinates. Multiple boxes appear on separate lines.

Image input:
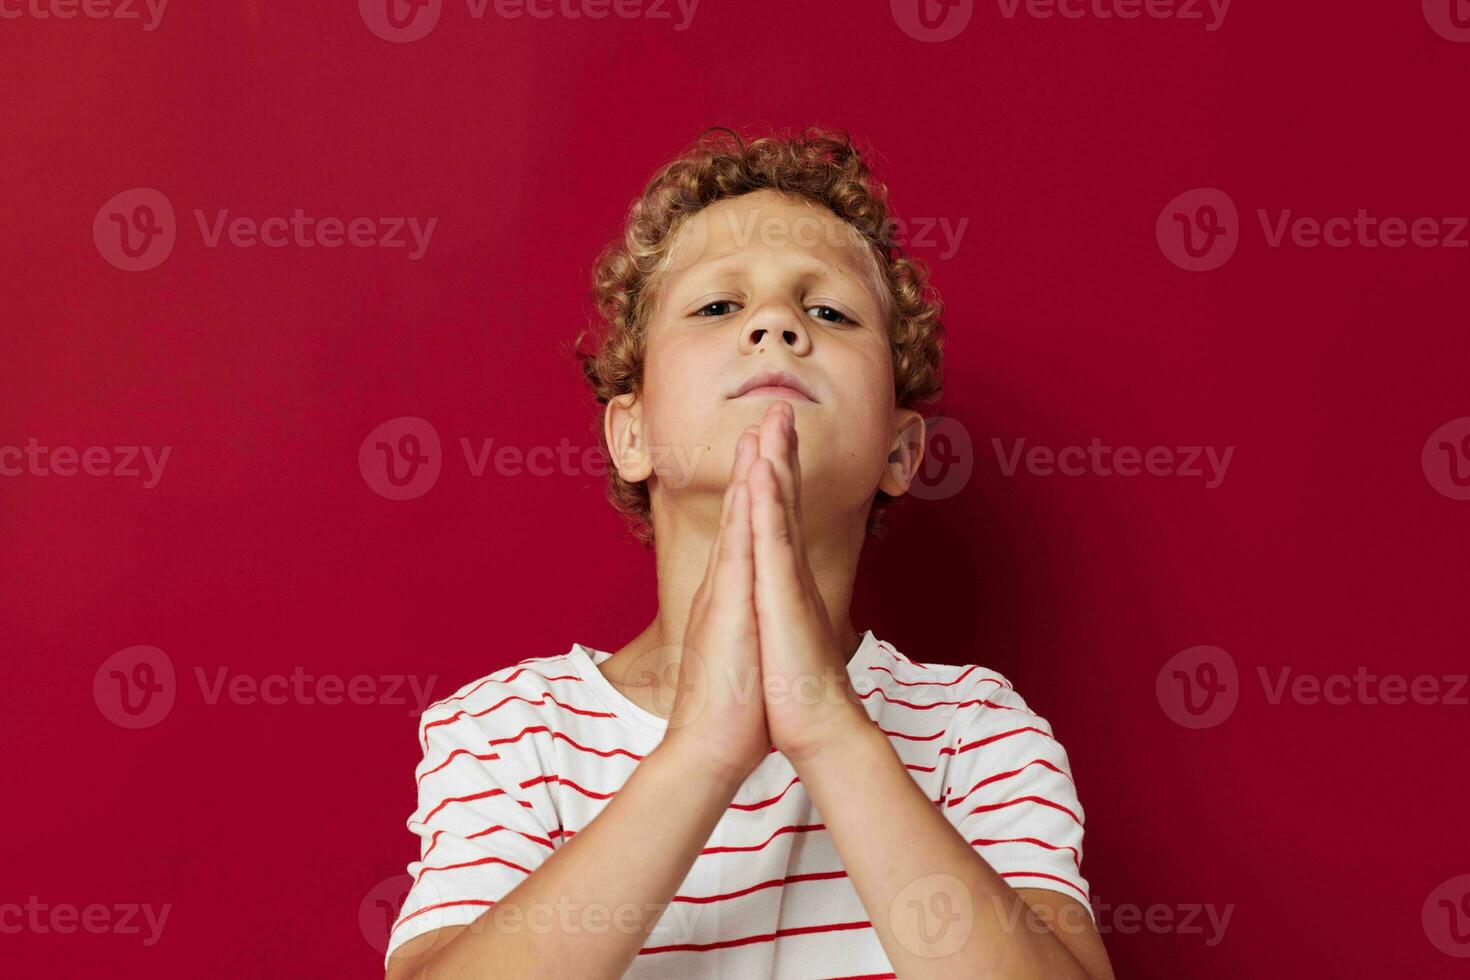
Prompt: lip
<box><xmin>729</xmin><ymin>369</ymin><xmax>817</xmax><ymax>402</ymax></box>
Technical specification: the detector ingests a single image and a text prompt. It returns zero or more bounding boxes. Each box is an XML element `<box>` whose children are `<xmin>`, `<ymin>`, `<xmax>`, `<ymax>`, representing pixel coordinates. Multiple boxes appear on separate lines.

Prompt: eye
<box><xmin>693</xmin><ymin>299</ymin><xmax>742</xmax><ymax>318</ymax></box>
<box><xmin>808</xmin><ymin>305</ymin><xmax>856</xmax><ymax>325</ymax></box>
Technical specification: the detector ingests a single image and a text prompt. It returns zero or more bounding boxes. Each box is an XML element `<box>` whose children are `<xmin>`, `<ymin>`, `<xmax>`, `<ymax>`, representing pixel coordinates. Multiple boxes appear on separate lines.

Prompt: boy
<box><xmin>384</xmin><ymin>126</ymin><xmax>1114</xmax><ymax>979</ymax></box>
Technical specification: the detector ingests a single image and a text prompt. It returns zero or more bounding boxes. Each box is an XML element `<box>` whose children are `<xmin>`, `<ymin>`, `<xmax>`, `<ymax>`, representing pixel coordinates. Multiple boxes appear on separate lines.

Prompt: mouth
<box><xmin>728</xmin><ymin>370</ymin><xmax>818</xmax><ymax>403</ymax></box>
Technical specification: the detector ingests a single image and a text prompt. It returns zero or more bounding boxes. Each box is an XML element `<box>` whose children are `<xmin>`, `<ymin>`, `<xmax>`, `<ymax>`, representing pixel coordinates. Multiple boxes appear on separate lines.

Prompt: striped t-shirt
<box><xmin>386</xmin><ymin>629</ymin><xmax>1093</xmax><ymax>977</ymax></box>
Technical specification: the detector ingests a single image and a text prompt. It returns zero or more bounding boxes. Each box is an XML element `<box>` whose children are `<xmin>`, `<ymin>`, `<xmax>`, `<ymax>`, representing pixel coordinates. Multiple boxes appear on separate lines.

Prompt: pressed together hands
<box><xmin>665</xmin><ymin>398</ymin><xmax>871</xmax><ymax>783</ymax></box>
<box><xmin>389</xmin><ymin>397</ymin><xmax>1117</xmax><ymax>980</ymax></box>
<box><xmin>387</xmin><ymin>398</ymin><xmax>882</xmax><ymax>979</ymax></box>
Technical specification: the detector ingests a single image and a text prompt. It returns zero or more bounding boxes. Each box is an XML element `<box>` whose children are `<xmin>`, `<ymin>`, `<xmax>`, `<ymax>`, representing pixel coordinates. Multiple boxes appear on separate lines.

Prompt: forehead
<box><xmin>660</xmin><ymin>189</ymin><xmax>883</xmax><ymax>297</ymax></box>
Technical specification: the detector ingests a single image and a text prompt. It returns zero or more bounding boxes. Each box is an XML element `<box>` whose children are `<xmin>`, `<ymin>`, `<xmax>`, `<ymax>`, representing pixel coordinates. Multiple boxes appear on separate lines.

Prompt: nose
<box><xmin>740</xmin><ymin>302</ymin><xmax>812</xmax><ymax>356</ymax></box>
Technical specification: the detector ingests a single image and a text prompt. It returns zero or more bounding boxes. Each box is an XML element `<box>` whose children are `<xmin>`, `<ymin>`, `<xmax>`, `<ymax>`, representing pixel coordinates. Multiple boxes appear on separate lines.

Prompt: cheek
<box><xmin>640</xmin><ymin>340</ymin><xmax>729</xmax><ymax>481</ymax></box>
<box><xmin>815</xmin><ymin>407</ymin><xmax>889</xmax><ymax>475</ymax></box>
<box><xmin>807</xmin><ymin>350</ymin><xmax>894</xmax><ymax>475</ymax></box>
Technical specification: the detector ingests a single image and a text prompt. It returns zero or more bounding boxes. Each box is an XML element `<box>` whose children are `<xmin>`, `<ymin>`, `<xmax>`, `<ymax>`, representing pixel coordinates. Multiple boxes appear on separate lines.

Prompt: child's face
<box><xmin>618</xmin><ymin>189</ymin><xmax>922</xmax><ymax>527</ymax></box>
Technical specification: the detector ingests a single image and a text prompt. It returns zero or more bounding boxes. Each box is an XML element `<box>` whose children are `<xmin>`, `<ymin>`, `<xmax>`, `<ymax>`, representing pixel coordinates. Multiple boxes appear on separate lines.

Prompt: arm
<box><xmin>386</xmin><ymin>738</ymin><xmax>746</xmax><ymax>980</ymax></box>
<box><xmin>389</xmin><ymin>432</ymin><xmax>771</xmax><ymax>979</ymax></box>
<box><xmin>786</xmin><ymin>716</ymin><xmax>1114</xmax><ymax>980</ymax></box>
<box><xmin>737</xmin><ymin>399</ymin><xmax>1114</xmax><ymax>978</ymax></box>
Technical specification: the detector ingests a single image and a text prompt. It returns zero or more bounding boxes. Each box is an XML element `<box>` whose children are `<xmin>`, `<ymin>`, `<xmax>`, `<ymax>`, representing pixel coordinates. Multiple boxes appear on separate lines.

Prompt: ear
<box><xmin>878</xmin><ymin>409</ymin><xmax>926</xmax><ymax>497</ymax></box>
<box><xmin>605</xmin><ymin>391</ymin><xmax>654</xmax><ymax>483</ymax></box>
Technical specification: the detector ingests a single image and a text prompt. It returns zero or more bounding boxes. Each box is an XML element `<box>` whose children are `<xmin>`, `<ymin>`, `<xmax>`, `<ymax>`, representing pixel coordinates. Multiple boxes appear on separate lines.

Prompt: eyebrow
<box><xmin>674</xmin><ymin>248</ymin><xmax>885</xmax><ymax>310</ymax></box>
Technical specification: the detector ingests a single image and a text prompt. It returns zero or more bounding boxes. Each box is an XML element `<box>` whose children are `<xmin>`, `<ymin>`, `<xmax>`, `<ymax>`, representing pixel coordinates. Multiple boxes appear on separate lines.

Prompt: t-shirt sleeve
<box><xmin>384</xmin><ymin>692</ymin><xmax>561</xmax><ymax>966</ymax></box>
<box><xmin>938</xmin><ymin>673</ymin><xmax>1094</xmax><ymax>918</ymax></box>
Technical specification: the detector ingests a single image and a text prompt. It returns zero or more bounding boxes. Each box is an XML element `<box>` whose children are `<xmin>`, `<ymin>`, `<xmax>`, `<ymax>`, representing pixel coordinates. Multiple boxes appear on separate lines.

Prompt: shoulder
<box><xmin>413</xmin><ymin>649</ymin><xmax>607</xmax><ymax>755</ymax></box>
<box><xmin>862</xmin><ymin>638</ymin><xmax>1031</xmax><ymax>717</ymax></box>
<box><xmin>862</xmin><ymin>639</ymin><xmax>1069</xmax><ymax>756</ymax></box>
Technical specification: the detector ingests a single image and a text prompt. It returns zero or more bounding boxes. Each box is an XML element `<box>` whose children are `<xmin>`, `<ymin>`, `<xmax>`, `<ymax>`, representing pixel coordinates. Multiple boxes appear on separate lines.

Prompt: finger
<box><xmin>697</xmin><ymin>452</ymin><xmax>747</xmax><ymax>618</ymax></box>
<box><xmin>733</xmin><ymin>426</ymin><xmax>759</xmax><ymax>483</ymax></box>
<box><xmin>785</xmin><ymin>407</ymin><xmax>801</xmax><ymax>504</ymax></box>
<box><xmin>718</xmin><ymin>426</ymin><xmax>759</xmax><ymax>527</ymax></box>
<box><xmin>708</xmin><ymin>479</ymin><xmax>755</xmax><ymax>640</ymax></box>
<box><xmin>755</xmin><ymin>402</ymin><xmax>805</xmax><ymax>560</ymax></box>
<box><xmin>748</xmin><ymin>456</ymin><xmax>806</xmax><ymax>613</ymax></box>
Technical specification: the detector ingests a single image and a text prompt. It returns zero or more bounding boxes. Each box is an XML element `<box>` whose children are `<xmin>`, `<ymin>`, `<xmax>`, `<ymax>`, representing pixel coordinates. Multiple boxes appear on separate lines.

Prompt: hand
<box><xmin>745</xmin><ymin>400</ymin><xmax>869</xmax><ymax>763</ymax></box>
<box><xmin>661</xmin><ymin>430</ymin><xmax>771</xmax><ymax>784</ymax></box>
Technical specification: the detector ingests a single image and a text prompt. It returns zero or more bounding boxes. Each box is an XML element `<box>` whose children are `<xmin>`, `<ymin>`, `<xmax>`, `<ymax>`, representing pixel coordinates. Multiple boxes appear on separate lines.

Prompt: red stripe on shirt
<box><xmin>963</xmin><ymin>795</ymin><xmax>1083</xmax><ymax>827</ymax></box>
<box><xmin>1001</xmin><ymin>870</ymin><xmax>1088</xmax><ymax>901</ymax></box>
<box><xmin>639</xmin><ymin>918</ymin><xmax>874</xmax><ymax>955</ymax></box>
<box><xmin>413</xmin><ymin>853</ymin><xmax>533</xmax><ymax>884</ymax></box>
<box><xmin>487</xmin><ymin>724</ymin><xmax>647</xmax><ymax>761</ymax></box>
<box><xmin>423</xmin><ymin>787</ymin><xmax>534</xmax><ymax>823</ymax></box>
<box><xmin>425</xmin><ymin>668</ymin><xmax>583</xmax><ymax>714</ymax></box>
<box><xmin>391</xmin><ymin>898</ymin><xmax>495</xmax><ymax>936</ymax></box>
<box><xmin>971</xmin><ymin>836</ymin><xmax>1083</xmax><ymax>871</ymax></box>
<box><xmin>417</xmin><ymin>726</ymin><xmax>646</xmax><ymax>785</ymax></box>
<box><xmin>673</xmin><ymin>869</ymin><xmax>849</xmax><ymax>904</ymax></box>
<box><xmin>729</xmin><ymin>775</ymin><xmax>804</xmax><ymax>811</ymax></box>
<box><xmin>420</xmin><ymin>824</ymin><xmax>559</xmax><ymax>864</ymax></box>
<box><xmin>698</xmin><ymin>823</ymin><xmax>827</xmax><ymax>855</ymax></box>
<box><xmin>421</xmin><ymin>693</ymin><xmax>619</xmax><ymax>747</ymax></box>
<box><xmin>417</xmin><ymin>749</ymin><xmax>502</xmax><ymax>783</ymax></box>
<box><xmin>952</xmin><ymin>725</ymin><xmax>1057</xmax><ymax>756</ymax></box>
<box><xmin>523</xmin><ymin>773</ymin><xmax>619</xmax><ymax>801</ymax></box>
<box><xmin>859</xmin><ymin>688</ymin><xmax>1032</xmax><ymax>714</ymax></box>
<box><xmin>946</xmin><ymin>759</ymin><xmax>1072</xmax><ymax>810</ymax></box>
<box><xmin>878</xmin><ymin>641</ymin><xmax>929</xmax><ymax>670</ymax></box>
<box><xmin>874</xmin><ymin>724</ymin><xmax>944</xmax><ymax>742</ymax></box>
<box><xmin>867</xmin><ymin>663</ymin><xmax>984</xmax><ymax>687</ymax></box>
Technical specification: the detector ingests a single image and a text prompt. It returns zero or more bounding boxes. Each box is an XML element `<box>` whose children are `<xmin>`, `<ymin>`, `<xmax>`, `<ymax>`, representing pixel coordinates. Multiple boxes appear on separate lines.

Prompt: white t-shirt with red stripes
<box><xmin>386</xmin><ymin>629</ymin><xmax>1093</xmax><ymax>977</ymax></box>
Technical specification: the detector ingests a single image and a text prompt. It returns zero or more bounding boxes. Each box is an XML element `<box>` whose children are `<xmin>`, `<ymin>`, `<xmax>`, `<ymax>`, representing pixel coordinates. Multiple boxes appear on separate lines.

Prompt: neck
<box><xmin>618</xmin><ymin>489</ymin><xmax>870</xmax><ymax>676</ymax></box>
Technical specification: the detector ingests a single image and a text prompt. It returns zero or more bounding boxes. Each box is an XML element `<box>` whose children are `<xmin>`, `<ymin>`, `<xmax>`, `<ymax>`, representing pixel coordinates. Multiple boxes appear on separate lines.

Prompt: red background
<box><xmin>3</xmin><ymin>1</ymin><xmax>1468</xmax><ymax>976</ymax></box>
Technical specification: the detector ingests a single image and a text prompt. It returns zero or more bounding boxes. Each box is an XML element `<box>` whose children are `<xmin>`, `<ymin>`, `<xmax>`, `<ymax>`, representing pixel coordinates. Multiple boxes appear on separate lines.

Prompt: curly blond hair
<box><xmin>569</xmin><ymin>124</ymin><xmax>946</xmax><ymax>548</ymax></box>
